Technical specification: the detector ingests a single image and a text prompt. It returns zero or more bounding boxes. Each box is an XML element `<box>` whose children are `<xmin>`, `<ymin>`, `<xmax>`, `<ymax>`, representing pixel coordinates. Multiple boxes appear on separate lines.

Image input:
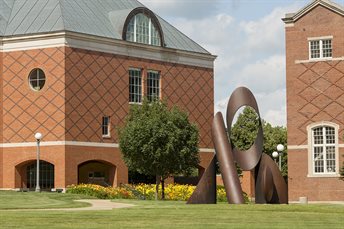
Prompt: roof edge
<box><xmin>282</xmin><ymin>0</ymin><xmax>344</xmax><ymax>24</ymax></box>
<box><xmin>0</xmin><ymin>31</ymin><xmax>217</xmax><ymax>66</ymax></box>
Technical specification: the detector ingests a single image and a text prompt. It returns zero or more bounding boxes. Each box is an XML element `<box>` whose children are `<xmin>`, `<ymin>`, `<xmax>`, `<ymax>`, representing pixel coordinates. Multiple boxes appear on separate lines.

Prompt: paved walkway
<box><xmin>2</xmin><ymin>199</ymin><xmax>136</xmax><ymax>211</ymax></box>
<box><xmin>59</xmin><ymin>199</ymin><xmax>136</xmax><ymax>211</ymax></box>
<box><xmin>289</xmin><ymin>201</ymin><xmax>344</xmax><ymax>205</ymax></box>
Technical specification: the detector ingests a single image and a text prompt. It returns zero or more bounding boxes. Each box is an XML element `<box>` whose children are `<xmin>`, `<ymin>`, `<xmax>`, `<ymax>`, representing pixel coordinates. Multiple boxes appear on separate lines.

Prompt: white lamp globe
<box><xmin>34</xmin><ymin>132</ymin><xmax>43</xmax><ymax>140</ymax></box>
<box><xmin>277</xmin><ymin>144</ymin><xmax>285</xmax><ymax>152</ymax></box>
<box><xmin>272</xmin><ymin>151</ymin><xmax>279</xmax><ymax>158</ymax></box>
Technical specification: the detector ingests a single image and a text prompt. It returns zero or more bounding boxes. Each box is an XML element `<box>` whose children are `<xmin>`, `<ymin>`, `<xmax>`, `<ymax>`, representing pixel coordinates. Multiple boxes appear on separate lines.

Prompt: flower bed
<box><xmin>66</xmin><ymin>184</ymin><xmax>246</xmax><ymax>202</ymax></box>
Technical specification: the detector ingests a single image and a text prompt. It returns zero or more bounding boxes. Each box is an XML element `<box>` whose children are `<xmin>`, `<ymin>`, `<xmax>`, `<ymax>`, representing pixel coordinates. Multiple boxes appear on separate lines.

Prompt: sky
<box><xmin>139</xmin><ymin>0</ymin><xmax>343</xmax><ymax>127</ymax></box>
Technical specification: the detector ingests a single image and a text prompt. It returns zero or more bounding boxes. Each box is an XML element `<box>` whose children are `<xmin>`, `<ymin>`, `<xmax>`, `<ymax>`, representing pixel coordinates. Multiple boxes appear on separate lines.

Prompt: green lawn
<box><xmin>0</xmin><ymin>191</ymin><xmax>343</xmax><ymax>229</ymax></box>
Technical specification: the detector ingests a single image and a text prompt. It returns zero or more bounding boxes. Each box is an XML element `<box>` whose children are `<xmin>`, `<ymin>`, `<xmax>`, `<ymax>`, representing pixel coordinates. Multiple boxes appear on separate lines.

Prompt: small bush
<box><xmin>66</xmin><ymin>184</ymin><xmax>133</xmax><ymax>199</ymax></box>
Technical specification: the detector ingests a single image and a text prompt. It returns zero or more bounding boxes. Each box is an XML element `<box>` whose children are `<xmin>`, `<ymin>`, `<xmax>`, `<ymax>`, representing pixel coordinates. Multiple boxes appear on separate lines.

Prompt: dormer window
<box><xmin>124</xmin><ymin>8</ymin><xmax>163</xmax><ymax>47</ymax></box>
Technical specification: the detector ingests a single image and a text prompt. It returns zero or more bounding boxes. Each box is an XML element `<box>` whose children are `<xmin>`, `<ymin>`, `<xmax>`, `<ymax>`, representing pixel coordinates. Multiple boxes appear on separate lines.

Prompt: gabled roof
<box><xmin>0</xmin><ymin>0</ymin><xmax>210</xmax><ymax>54</ymax></box>
<box><xmin>282</xmin><ymin>0</ymin><xmax>344</xmax><ymax>24</ymax></box>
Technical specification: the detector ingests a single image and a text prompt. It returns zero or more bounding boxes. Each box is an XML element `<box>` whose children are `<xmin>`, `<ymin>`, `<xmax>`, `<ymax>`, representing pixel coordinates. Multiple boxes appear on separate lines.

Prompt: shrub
<box><xmin>66</xmin><ymin>184</ymin><xmax>249</xmax><ymax>202</ymax></box>
<box><xmin>66</xmin><ymin>184</ymin><xmax>133</xmax><ymax>199</ymax></box>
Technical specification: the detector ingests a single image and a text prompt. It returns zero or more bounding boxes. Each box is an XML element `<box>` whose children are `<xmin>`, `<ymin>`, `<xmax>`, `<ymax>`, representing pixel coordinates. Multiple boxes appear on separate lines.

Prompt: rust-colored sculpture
<box><xmin>187</xmin><ymin>155</ymin><xmax>216</xmax><ymax>204</ymax></box>
<box><xmin>188</xmin><ymin>87</ymin><xmax>288</xmax><ymax>204</ymax></box>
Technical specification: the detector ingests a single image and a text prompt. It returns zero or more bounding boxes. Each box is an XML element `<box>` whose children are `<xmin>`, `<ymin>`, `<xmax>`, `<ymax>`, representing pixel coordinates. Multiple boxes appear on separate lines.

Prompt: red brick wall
<box><xmin>1</xmin><ymin>146</ymin><xmax>66</xmax><ymax>188</ymax></box>
<box><xmin>0</xmin><ymin>51</ymin><xmax>3</xmax><ymax>187</ymax></box>
<box><xmin>64</xmin><ymin>47</ymin><xmax>214</xmax><ymax>148</ymax></box>
<box><xmin>2</xmin><ymin>47</ymin><xmax>66</xmax><ymax>143</ymax></box>
<box><xmin>286</xmin><ymin>5</ymin><xmax>344</xmax><ymax>201</ymax></box>
<box><xmin>0</xmin><ymin>45</ymin><xmax>214</xmax><ymax>189</ymax></box>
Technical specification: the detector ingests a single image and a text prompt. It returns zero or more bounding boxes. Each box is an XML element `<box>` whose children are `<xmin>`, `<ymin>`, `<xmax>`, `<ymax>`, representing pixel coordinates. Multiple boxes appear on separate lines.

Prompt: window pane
<box><xmin>126</xmin><ymin>17</ymin><xmax>135</xmax><ymax>42</ymax></box>
<box><xmin>147</xmin><ymin>71</ymin><xmax>160</xmax><ymax>102</ymax></box>
<box><xmin>325</xmin><ymin>126</ymin><xmax>335</xmax><ymax>144</ymax></box>
<box><xmin>310</xmin><ymin>40</ymin><xmax>320</xmax><ymax>58</ymax></box>
<box><xmin>322</xmin><ymin>39</ymin><xmax>332</xmax><ymax>58</ymax></box>
<box><xmin>326</xmin><ymin>146</ymin><xmax>336</xmax><ymax>173</ymax></box>
<box><xmin>136</xmin><ymin>14</ymin><xmax>150</xmax><ymax>44</ymax></box>
<box><xmin>313</xmin><ymin>127</ymin><xmax>323</xmax><ymax>144</ymax></box>
<box><xmin>151</xmin><ymin>24</ymin><xmax>161</xmax><ymax>46</ymax></box>
<box><xmin>102</xmin><ymin>116</ymin><xmax>110</xmax><ymax>136</ymax></box>
<box><xmin>129</xmin><ymin>69</ymin><xmax>142</xmax><ymax>103</ymax></box>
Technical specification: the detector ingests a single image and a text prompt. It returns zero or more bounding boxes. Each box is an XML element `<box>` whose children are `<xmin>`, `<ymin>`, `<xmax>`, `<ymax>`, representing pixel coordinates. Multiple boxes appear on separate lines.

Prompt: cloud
<box><xmin>215</xmin><ymin>89</ymin><xmax>286</xmax><ymax>127</ymax></box>
<box><xmin>239</xmin><ymin>6</ymin><xmax>300</xmax><ymax>56</ymax></box>
<box><xmin>234</xmin><ymin>55</ymin><xmax>285</xmax><ymax>93</ymax></box>
<box><xmin>139</xmin><ymin>2</ymin><xmax>305</xmax><ymax>126</ymax></box>
<box><xmin>140</xmin><ymin>0</ymin><xmax>221</xmax><ymax>19</ymax></box>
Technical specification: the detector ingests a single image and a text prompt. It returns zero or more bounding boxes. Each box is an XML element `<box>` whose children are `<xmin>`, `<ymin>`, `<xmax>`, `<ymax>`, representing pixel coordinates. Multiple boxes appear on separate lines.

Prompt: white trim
<box><xmin>1</xmin><ymin>32</ymin><xmax>66</xmax><ymax>52</ymax></box>
<box><xmin>295</xmin><ymin>56</ymin><xmax>344</xmax><ymax>64</ymax></box>
<box><xmin>0</xmin><ymin>141</ymin><xmax>215</xmax><ymax>152</ymax></box>
<box><xmin>0</xmin><ymin>141</ymin><xmax>119</xmax><ymax>148</ymax></box>
<box><xmin>307</xmin><ymin>174</ymin><xmax>340</xmax><ymax>178</ymax></box>
<box><xmin>307</xmin><ymin>36</ymin><xmax>333</xmax><ymax>41</ymax></box>
<box><xmin>284</xmin><ymin>23</ymin><xmax>294</xmax><ymax>27</ymax></box>
<box><xmin>0</xmin><ymin>32</ymin><xmax>215</xmax><ymax>68</ymax></box>
<box><xmin>200</xmin><ymin>148</ymin><xmax>215</xmax><ymax>153</ymax></box>
<box><xmin>289</xmin><ymin>144</ymin><xmax>344</xmax><ymax>149</ymax></box>
<box><xmin>288</xmin><ymin>145</ymin><xmax>308</xmax><ymax>150</ymax></box>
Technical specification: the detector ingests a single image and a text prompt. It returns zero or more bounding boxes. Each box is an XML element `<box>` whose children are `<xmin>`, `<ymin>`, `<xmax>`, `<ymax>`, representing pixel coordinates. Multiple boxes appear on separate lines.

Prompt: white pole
<box><xmin>35</xmin><ymin>139</ymin><xmax>40</xmax><ymax>192</ymax></box>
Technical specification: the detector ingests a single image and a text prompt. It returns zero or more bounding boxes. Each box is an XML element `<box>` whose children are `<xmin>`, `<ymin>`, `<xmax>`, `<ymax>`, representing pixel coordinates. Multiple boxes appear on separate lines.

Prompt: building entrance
<box><xmin>26</xmin><ymin>161</ymin><xmax>54</xmax><ymax>190</ymax></box>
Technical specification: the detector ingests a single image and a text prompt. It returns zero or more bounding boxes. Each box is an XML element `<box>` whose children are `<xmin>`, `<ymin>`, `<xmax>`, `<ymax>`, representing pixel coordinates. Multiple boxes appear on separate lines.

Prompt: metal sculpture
<box><xmin>187</xmin><ymin>87</ymin><xmax>288</xmax><ymax>204</ymax></box>
<box><xmin>187</xmin><ymin>155</ymin><xmax>216</xmax><ymax>204</ymax></box>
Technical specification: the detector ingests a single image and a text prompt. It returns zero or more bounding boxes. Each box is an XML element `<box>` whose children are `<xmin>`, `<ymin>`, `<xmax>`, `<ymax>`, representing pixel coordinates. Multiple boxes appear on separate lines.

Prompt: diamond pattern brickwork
<box><xmin>65</xmin><ymin>47</ymin><xmax>214</xmax><ymax>148</ymax></box>
<box><xmin>288</xmin><ymin>60</ymin><xmax>344</xmax><ymax>145</ymax></box>
<box><xmin>2</xmin><ymin>47</ymin><xmax>65</xmax><ymax>142</ymax></box>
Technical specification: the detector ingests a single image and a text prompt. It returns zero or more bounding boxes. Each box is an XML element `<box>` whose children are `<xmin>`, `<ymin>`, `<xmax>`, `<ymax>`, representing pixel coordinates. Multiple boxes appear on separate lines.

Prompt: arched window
<box><xmin>125</xmin><ymin>13</ymin><xmax>161</xmax><ymax>46</ymax></box>
<box><xmin>308</xmin><ymin>122</ymin><xmax>339</xmax><ymax>176</ymax></box>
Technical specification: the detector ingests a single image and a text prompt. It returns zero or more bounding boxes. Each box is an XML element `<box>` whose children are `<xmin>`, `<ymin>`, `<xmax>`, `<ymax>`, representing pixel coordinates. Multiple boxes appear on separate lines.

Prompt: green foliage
<box><xmin>66</xmin><ymin>184</ymin><xmax>242</xmax><ymax>202</ymax></box>
<box><xmin>118</xmin><ymin>99</ymin><xmax>200</xmax><ymax>181</ymax></box>
<box><xmin>263</xmin><ymin>122</ymin><xmax>287</xmax><ymax>177</ymax></box>
<box><xmin>230</xmin><ymin>107</ymin><xmax>260</xmax><ymax>151</ymax></box>
<box><xmin>230</xmin><ymin>107</ymin><xmax>288</xmax><ymax>177</ymax></box>
<box><xmin>67</xmin><ymin>184</ymin><xmax>133</xmax><ymax>199</ymax></box>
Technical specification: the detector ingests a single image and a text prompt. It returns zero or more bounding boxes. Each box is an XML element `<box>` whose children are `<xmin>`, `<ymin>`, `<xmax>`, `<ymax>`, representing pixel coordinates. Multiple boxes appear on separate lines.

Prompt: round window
<box><xmin>28</xmin><ymin>68</ymin><xmax>45</xmax><ymax>91</ymax></box>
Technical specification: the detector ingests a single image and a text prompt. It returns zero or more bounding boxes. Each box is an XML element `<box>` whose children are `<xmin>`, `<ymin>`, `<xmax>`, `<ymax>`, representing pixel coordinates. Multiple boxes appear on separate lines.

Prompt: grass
<box><xmin>0</xmin><ymin>191</ymin><xmax>92</xmax><ymax>209</ymax></box>
<box><xmin>0</xmin><ymin>191</ymin><xmax>343</xmax><ymax>229</ymax></box>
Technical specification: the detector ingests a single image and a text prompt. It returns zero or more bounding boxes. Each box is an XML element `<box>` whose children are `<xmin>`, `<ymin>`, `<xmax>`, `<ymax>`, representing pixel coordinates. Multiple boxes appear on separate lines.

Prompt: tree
<box><xmin>118</xmin><ymin>99</ymin><xmax>200</xmax><ymax>200</ymax></box>
<box><xmin>230</xmin><ymin>107</ymin><xmax>288</xmax><ymax>177</ymax></box>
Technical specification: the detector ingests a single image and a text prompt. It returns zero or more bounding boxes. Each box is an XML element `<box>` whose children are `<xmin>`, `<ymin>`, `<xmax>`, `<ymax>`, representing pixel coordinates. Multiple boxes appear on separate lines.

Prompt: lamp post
<box><xmin>277</xmin><ymin>144</ymin><xmax>285</xmax><ymax>171</ymax></box>
<box><xmin>35</xmin><ymin>132</ymin><xmax>43</xmax><ymax>192</ymax></box>
<box><xmin>272</xmin><ymin>151</ymin><xmax>279</xmax><ymax>164</ymax></box>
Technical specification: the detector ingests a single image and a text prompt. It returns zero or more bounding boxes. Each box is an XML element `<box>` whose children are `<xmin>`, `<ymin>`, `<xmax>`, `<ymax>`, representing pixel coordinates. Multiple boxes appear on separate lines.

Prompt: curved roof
<box><xmin>0</xmin><ymin>0</ymin><xmax>210</xmax><ymax>54</ymax></box>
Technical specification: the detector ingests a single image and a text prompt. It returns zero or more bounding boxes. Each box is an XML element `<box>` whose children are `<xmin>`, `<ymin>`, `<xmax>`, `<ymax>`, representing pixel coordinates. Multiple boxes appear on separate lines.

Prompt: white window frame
<box><xmin>102</xmin><ymin>116</ymin><xmax>111</xmax><ymax>138</ymax></box>
<box><xmin>129</xmin><ymin>68</ymin><xmax>142</xmax><ymax>104</ymax></box>
<box><xmin>307</xmin><ymin>121</ymin><xmax>340</xmax><ymax>177</ymax></box>
<box><xmin>308</xmin><ymin>36</ymin><xmax>333</xmax><ymax>60</ymax></box>
<box><xmin>126</xmin><ymin>13</ymin><xmax>161</xmax><ymax>46</ymax></box>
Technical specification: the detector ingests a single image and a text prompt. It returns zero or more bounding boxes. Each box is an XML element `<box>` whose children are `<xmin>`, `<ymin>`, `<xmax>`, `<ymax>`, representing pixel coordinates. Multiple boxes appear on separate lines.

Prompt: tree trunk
<box><xmin>155</xmin><ymin>175</ymin><xmax>160</xmax><ymax>201</ymax></box>
<box><xmin>161</xmin><ymin>178</ymin><xmax>165</xmax><ymax>200</ymax></box>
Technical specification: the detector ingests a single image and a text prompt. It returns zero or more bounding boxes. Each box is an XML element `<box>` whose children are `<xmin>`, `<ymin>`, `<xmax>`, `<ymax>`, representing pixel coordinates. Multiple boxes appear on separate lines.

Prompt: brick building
<box><xmin>0</xmin><ymin>0</ymin><xmax>215</xmax><ymax>190</ymax></box>
<box><xmin>283</xmin><ymin>0</ymin><xmax>344</xmax><ymax>201</ymax></box>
